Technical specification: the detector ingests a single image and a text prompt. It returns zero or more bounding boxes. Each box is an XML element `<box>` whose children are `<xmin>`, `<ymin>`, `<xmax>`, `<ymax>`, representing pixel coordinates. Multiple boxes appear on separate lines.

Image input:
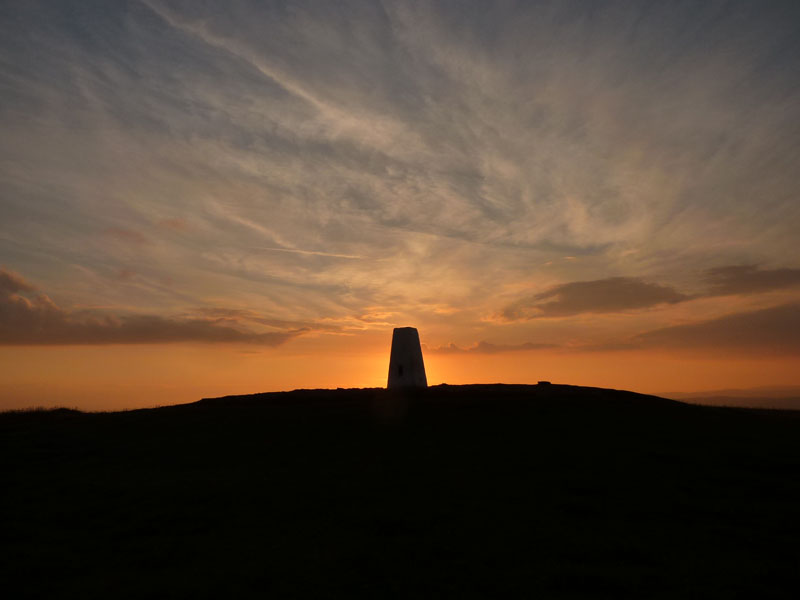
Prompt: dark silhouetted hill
<box><xmin>2</xmin><ymin>384</ymin><xmax>799</xmax><ymax>598</ymax></box>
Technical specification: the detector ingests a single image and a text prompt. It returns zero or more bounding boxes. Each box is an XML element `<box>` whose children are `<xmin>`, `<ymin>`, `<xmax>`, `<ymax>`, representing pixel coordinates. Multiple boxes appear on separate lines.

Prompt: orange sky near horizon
<box><xmin>1</xmin><ymin>338</ymin><xmax>798</xmax><ymax>411</ymax></box>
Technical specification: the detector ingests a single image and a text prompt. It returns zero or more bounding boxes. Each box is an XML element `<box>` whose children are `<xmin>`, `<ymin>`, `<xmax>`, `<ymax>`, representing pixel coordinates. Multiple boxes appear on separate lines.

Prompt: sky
<box><xmin>1</xmin><ymin>0</ymin><xmax>800</xmax><ymax>410</ymax></box>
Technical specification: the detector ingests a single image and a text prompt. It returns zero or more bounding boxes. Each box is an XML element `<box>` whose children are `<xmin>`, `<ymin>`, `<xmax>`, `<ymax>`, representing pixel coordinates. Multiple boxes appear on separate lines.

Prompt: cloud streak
<box><xmin>634</xmin><ymin>303</ymin><xmax>800</xmax><ymax>356</ymax></box>
<box><xmin>426</xmin><ymin>341</ymin><xmax>556</xmax><ymax>354</ymax></box>
<box><xmin>0</xmin><ymin>268</ymin><xmax>303</xmax><ymax>346</ymax></box>
<box><xmin>502</xmin><ymin>277</ymin><xmax>688</xmax><ymax>320</ymax></box>
<box><xmin>255</xmin><ymin>246</ymin><xmax>363</xmax><ymax>260</ymax></box>
<box><xmin>705</xmin><ymin>265</ymin><xmax>800</xmax><ymax>296</ymax></box>
<box><xmin>500</xmin><ymin>264</ymin><xmax>800</xmax><ymax>321</ymax></box>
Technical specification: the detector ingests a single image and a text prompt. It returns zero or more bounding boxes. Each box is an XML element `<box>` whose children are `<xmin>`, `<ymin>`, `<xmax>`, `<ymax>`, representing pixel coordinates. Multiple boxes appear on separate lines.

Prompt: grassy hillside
<box><xmin>2</xmin><ymin>384</ymin><xmax>799</xmax><ymax>598</ymax></box>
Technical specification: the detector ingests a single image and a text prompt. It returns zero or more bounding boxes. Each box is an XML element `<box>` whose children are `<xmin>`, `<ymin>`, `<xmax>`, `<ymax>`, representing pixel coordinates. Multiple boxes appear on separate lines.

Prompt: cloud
<box><xmin>255</xmin><ymin>246</ymin><xmax>363</xmax><ymax>260</ymax></box>
<box><xmin>705</xmin><ymin>265</ymin><xmax>800</xmax><ymax>296</ymax></box>
<box><xmin>104</xmin><ymin>227</ymin><xmax>148</xmax><ymax>245</ymax></box>
<box><xmin>158</xmin><ymin>218</ymin><xmax>190</xmax><ymax>232</ymax></box>
<box><xmin>426</xmin><ymin>341</ymin><xmax>556</xmax><ymax>354</ymax></box>
<box><xmin>0</xmin><ymin>268</ymin><xmax>303</xmax><ymax>346</ymax></box>
<box><xmin>500</xmin><ymin>264</ymin><xmax>800</xmax><ymax>322</ymax></box>
<box><xmin>634</xmin><ymin>303</ymin><xmax>800</xmax><ymax>355</ymax></box>
<box><xmin>190</xmin><ymin>307</ymin><xmax>342</xmax><ymax>332</ymax></box>
<box><xmin>502</xmin><ymin>277</ymin><xmax>688</xmax><ymax>320</ymax></box>
<box><xmin>1</xmin><ymin>1</ymin><xmax>799</xmax><ymax>346</ymax></box>
<box><xmin>0</xmin><ymin>267</ymin><xmax>36</xmax><ymax>294</ymax></box>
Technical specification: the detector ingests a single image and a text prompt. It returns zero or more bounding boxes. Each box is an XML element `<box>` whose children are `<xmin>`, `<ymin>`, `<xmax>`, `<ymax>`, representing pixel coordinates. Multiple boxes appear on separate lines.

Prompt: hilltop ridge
<box><xmin>2</xmin><ymin>383</ymin><xmax>799</xmax><ymax>598</ymax></box>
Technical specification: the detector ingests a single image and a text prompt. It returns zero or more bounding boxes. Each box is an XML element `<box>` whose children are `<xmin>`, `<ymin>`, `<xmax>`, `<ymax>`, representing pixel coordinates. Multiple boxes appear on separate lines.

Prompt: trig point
<box><xmin>387</xmin><ymin>327</ymin><xmax>427</xmax><ymax>389</ymax></box>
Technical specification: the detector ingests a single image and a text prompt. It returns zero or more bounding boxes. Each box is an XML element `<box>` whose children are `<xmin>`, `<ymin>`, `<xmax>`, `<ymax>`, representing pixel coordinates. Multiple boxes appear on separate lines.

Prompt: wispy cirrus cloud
<box><xmin>190</xmin><ymin>307</ymin><xmax>344</xmax><ymax>333</ymax></box>
<box><xmin>426</xmin><ymin>341</ymin><xmax>557</xmax><ymax>354</ymax></box>
<box><xmin>104</xmin><ymin>227</ymin><xmax>148</xmax><ymax>245</ymax></box>
<box><xmin>705</xmin><ymin>265</ymin><xmax>800</xmax><ymax>296</ymax></box>
<box><xmin>254</xmin><ymin>246</ymin><xmax>363</xmax><ymax>260</ymax></box>
<box><xmin>1</xmin><ymin>1</ymin><xmax>800</xmax><ymax>361</ymax></box>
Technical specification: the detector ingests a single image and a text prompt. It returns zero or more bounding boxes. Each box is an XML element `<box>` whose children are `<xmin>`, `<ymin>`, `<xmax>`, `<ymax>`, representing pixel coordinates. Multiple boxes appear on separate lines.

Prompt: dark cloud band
<box><xmin>635</xmin><ymin>303</ymin><xmax>800</xmax><ymax>355</ymax></box>
<box><xmin>0</xmin><ymin>268</ymin><xmax>302</xmax><ymax>346</ymax></box>
<box><xmin>501</xmin><ymin>265</ymin><xmax>800</xmax><ymax>321</ymax></box>
<box><xmin>502</xmin><ymin>277</ymin><xmax>688</xmax><ymax>320</ymax></box>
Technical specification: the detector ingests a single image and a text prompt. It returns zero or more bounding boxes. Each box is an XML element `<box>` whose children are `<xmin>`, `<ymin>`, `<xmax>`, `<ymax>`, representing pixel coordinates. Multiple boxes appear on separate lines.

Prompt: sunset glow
<box><xmin>2</xmin><ymin>1</ymin><xmax>799</xmax><ymax>410</ymax></box>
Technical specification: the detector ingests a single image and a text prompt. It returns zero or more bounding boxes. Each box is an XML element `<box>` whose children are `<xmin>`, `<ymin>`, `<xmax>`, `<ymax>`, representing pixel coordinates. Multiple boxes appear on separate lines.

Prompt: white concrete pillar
<box><xmin>387</xmin><ymin>327</ymin><xmax>427</xmax><ymax>389</ymax></box>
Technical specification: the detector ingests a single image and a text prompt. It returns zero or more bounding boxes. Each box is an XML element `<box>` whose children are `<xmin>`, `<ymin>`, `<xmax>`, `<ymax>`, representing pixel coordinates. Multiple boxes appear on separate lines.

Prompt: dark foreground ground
<box><xmin>2</xmin><ymin>384</ymin><xmax>799</xmax><ymax>599</ymax></box>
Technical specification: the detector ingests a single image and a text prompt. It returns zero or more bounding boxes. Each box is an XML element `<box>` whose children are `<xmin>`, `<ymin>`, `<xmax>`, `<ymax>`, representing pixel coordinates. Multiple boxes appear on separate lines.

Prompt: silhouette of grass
<box><xmin>1</xmin><ymin>384</ymin><xmax>798</xmax><ymax>598</ymax></box>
